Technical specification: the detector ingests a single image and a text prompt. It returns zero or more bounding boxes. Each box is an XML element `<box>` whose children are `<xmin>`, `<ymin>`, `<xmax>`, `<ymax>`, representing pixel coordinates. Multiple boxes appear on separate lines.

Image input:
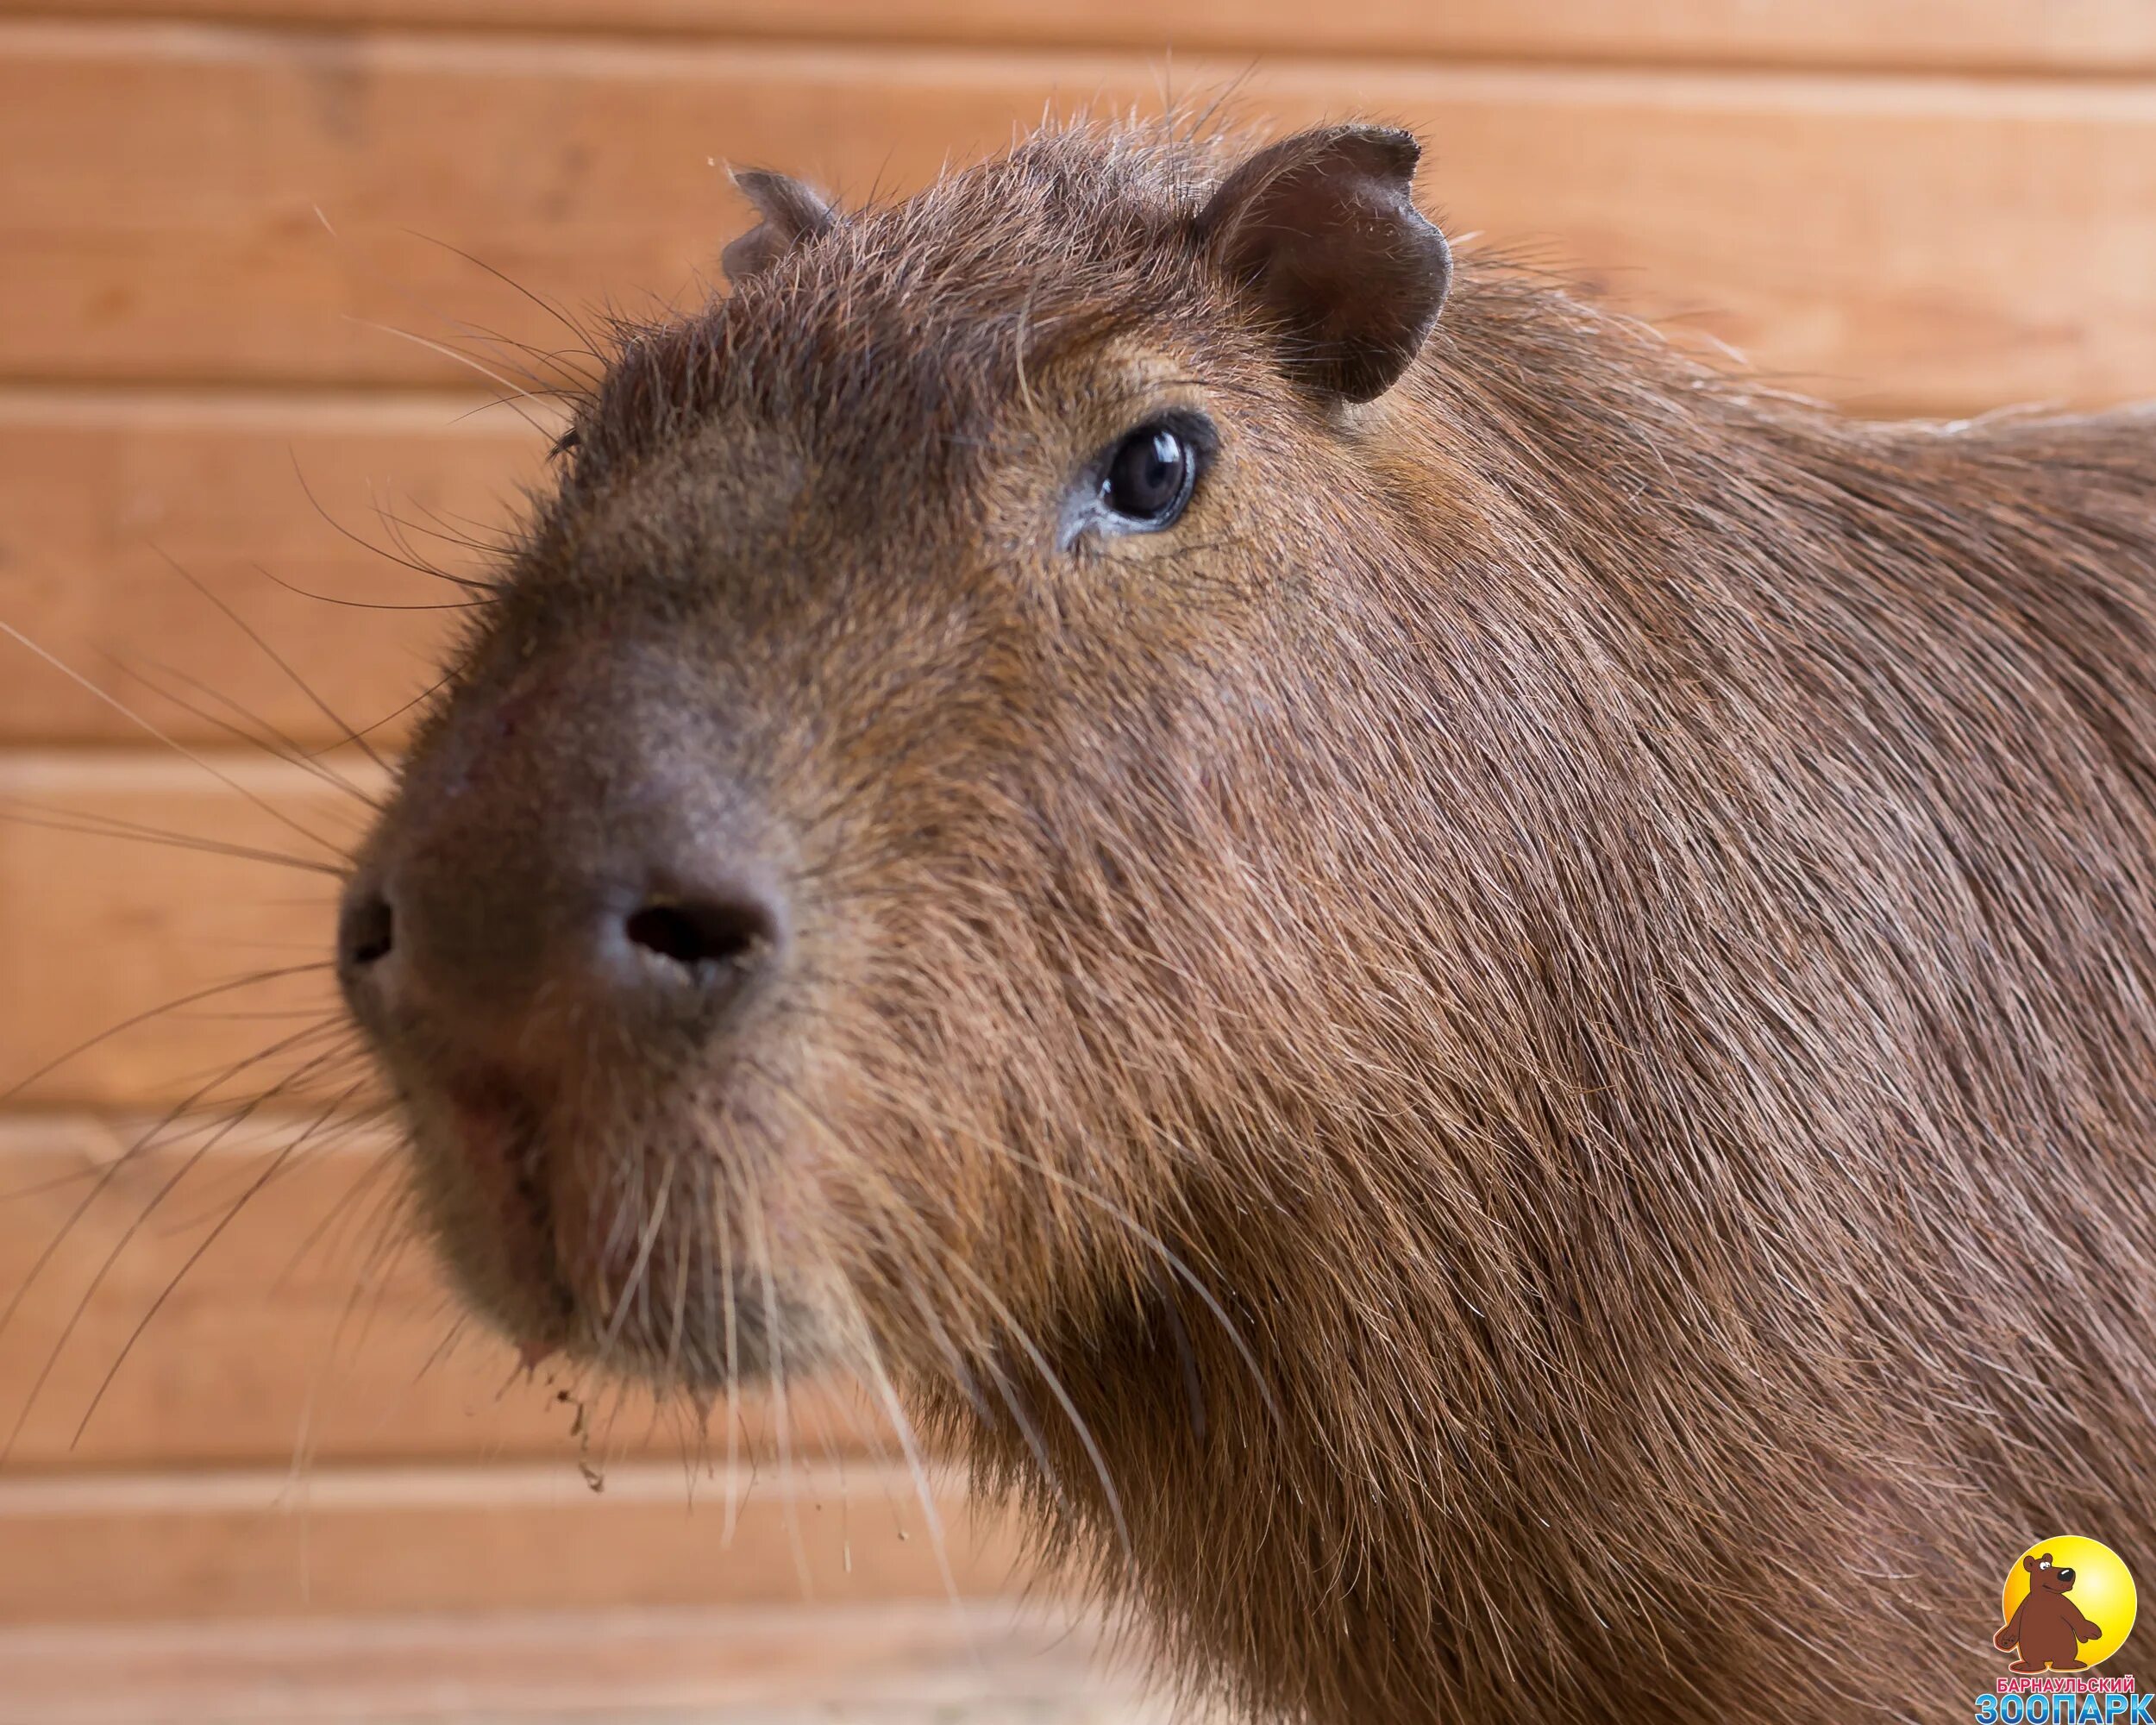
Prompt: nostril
<box><xmin>624</xmin><ymin>894</ymin><xmax>774</xmax><ymax>978</ymax></box>
<box><xmin>341</xmin><ymin>894</ymin><xmax>395</xmax><ymax>969</ymax></box>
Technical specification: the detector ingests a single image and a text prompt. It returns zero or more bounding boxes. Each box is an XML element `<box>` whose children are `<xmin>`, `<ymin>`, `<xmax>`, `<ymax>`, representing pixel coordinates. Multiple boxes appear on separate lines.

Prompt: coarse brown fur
<box><xmin>338</xmin><ymin>116</ymin><xmax>2156</xmax><ymax>1723</ymax></box>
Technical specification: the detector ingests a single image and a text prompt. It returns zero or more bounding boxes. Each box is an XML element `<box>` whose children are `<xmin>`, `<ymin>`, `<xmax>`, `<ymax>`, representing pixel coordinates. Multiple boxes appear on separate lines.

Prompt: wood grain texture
<box><xmin>0</xmin><ymin>388</ymin><xmax>538</xmax><ymax>748</ymax></box>
<box><xmin>0</xmin><ymin>753</ymin><xmax>354</xmax><ymax>1112</ymax></box>
<box><xmin>0</xmin><ymin>1115</ymin><xmax>900</xmax><ymax>1471</ymax></box>
<box><xmin>6</xmin><ymin>23</ymin><xmax>2156</xmax><ymax>411</ymax></box>
<box><xmin>0</xmin><ymin>1603</ymin><xmax>1154</xmax><ymax>1724</ymax></box>
<box><xmin>0</xmin><ymin>1458</ymin><xmax>1015</xmax><ymax>1622</ymax></box>
<box><xmin>9</xmin><ymin>0</ymin><xmax>2156</xmax><ymax>74</ymax></box>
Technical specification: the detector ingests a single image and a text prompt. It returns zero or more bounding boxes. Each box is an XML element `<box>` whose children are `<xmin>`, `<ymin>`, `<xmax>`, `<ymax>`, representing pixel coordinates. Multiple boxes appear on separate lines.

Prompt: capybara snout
<box><xmin>339</xmin><ymin>626</ymin><xmax>807</xmax><ymax>1375</ymax></box>
<box><xmin>346</xmin><ymin>119</ymin><xmax>1473</xmax><ymax>1402</ymax></box>
<box><xmin>339</xmin><ymin>634</ymin><xmax>786</xmax><ymax>1051</ymax></box>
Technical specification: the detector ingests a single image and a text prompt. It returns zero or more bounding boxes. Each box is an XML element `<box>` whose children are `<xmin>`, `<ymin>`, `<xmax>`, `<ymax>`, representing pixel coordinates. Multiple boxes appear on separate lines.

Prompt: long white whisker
<box><xmin>0</xmin><ymin>622</ymin><xmax>354</xmax><ymax>862</ymax></box>
<box><xmin>742</xmin><ymin>1162</ymin><xmax>814</xmax><ymax>1599</ymax></box>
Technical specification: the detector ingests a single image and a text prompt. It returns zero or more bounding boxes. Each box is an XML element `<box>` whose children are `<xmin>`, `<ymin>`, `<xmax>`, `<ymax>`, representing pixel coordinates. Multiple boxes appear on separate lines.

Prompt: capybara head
<box><xmin>2028</xmin><ymin>1554</ymin><xmax>2080</xmax><ymax>1594</ymax></box>
<box><xmin>337</xmin><ymin>119</ymin><xmax>1472</xmax><ymax>1391</ymax></box>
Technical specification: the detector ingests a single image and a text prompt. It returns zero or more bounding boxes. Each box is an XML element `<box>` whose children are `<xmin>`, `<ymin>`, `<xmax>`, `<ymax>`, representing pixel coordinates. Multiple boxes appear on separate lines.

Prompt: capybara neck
<box><xmin>943</xmin><ymin>272</ymin><xmax>2156</xmax><ymax>1725</ymax></box>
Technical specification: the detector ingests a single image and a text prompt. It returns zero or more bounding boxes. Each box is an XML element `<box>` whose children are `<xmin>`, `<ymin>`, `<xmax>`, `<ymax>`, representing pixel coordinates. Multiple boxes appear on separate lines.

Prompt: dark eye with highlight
<box><xmin>1080</xmin><ymin>414</ymin><xmax>1211</xmax><ymax>541</ymax></box>
<box><xmin>1058</xmin><ymin>411</ymin><xmax>1215</xmax><ymax>549</ymax></box>
<box><xmin>1103</xmin><ymin>423</ymin><xmax>1196</xmax><ymax>524</ymax></box>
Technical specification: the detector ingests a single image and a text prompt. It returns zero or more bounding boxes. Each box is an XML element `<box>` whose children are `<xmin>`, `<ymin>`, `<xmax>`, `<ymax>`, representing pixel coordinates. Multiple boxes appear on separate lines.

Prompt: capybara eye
<box><xmin>1100</xmin><ymin>421</ymin><xmax>1198</xmax><ymax>526</ymax></box>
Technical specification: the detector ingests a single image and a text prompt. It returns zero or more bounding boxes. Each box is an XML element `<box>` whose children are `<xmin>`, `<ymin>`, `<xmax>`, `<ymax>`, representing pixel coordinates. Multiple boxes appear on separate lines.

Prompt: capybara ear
<box><xmin>722</xmin><ymin>167</ymin><xmax>837</xmax><ymax>283</ymax></box>
<box><xmin>2027</xmin><ymin>1556</ymin><xmax>2046</xmax><ymax>1573</ymax></box>
<box><xmin>1195</xmin><ymin>123</ymin><xmax>1452</xmax><ymax>405</ymax></box>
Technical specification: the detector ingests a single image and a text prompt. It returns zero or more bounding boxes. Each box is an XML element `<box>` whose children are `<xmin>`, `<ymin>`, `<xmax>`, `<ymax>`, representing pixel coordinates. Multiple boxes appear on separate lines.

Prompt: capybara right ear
<box><xmin>2026</xmin><ymin>1556</ymin><xmax>2046</xmax><ymax>1573</ymax></box>
<box><xmin>1195</xmin><ymin>123</ymin><xmax>1452</xmax><ymax>405</ymax></box>
<box><xmin>721</xmin><ymin>167</ymin><xmax>837</xmax><ymax>283</ymax></box>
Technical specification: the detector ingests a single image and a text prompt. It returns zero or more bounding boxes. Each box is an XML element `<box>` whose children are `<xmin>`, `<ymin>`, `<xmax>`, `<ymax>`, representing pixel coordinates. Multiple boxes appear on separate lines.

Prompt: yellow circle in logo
<box><xmin>1999</xmin><ymin>1537</ymin><xmax>2137</xmax><ymax>1671</ymax></box>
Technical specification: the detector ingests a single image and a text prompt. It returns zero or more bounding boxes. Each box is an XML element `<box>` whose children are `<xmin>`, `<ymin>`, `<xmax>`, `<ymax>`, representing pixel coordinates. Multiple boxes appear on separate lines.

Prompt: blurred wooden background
<box><xmin>4</xmin><ymin>0</ymin><xmax>2156</xmax><ymax>1717</ymax></box>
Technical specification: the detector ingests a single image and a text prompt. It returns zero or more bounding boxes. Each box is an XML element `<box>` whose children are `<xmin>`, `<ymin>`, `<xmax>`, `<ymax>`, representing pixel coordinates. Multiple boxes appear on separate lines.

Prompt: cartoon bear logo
<box><xmin>1996</xmin><ymin>1552</ymin><xmax>2104</xmax><ymax>1673</ymax></box>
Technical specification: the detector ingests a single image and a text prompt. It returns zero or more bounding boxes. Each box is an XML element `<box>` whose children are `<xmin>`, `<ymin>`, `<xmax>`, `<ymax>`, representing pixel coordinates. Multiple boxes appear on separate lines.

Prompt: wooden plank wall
<box><xmin>1</xmin><ymin>0</ymin><xmax>2153</xmax><ymax>1710</ymax></box>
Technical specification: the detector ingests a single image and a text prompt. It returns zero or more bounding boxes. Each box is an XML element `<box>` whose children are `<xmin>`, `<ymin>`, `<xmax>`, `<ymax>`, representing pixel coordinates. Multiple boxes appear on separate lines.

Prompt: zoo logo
<box><xmin>1977</xmin><ymin>1538</ymin><xmax>2141</xmax><ymax>1724</ymax></box>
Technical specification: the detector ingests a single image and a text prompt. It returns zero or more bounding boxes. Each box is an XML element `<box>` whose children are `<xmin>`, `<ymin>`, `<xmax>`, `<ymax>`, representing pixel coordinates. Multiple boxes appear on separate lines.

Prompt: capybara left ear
<box><xmin>1195</xmin><ymin>123</ymin><xmax>1452</xmax><ymax>405</ymax></box>
<box><xmin>2026</xmin><ymin>1556</ymin><xmax>2045</xmax><ymax>1573</ymax></box>
<box><xmin>722</xmin><ymin>167</ymin><xmax>837</xmax><ymax>283</ymax></box>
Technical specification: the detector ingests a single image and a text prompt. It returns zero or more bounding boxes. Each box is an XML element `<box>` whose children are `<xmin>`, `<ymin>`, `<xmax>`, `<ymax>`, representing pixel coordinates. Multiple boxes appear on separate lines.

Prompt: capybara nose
<box><xmin>616</xmin><ymin>882</ymin><xmax>782</xmax><ymax>990</ymax></box>
<box><xmin>338</xmin><ymin>888</ymin><xmax>396</xmax><ymax>975</ymax></box>
<box><xmin>338</xmin><ymin>856</ymin><xmax>786</xmax><ymax>1058</ymax></box>
<box><xmin>334</xmin><ymin>637</ymin><xmax>791</xmax><ymax>1059</ymax></box>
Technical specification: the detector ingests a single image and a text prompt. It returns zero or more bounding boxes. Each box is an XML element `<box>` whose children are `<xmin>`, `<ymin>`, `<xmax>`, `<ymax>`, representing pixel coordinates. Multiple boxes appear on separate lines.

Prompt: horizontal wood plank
<box><xmin>0</xmin><ymin>1115</ymin><xmax>901</xmax><ymax>1472</ymax></box>
<box><xmin>0</xmin><ymin>1458</ymin><xmax>1018</xmax><ymax>1622</ymax></box>
<box><xmin>0</xmin><ymin>389</ymin><xmax>534</xmax><ymax>748</ymax></box>
<box><xmin>0</xmin><ymin>1602</ymin><xmax>1150</xmax><ymax>1723</ymax></box>
<box><xmin>5</xmin><ymin>24</ymin><xmax>2156</xmax><ymax>411</ymax></box>
<box><xmin>0</xmin><ymin>754</ymin><xmax>355</xmax><ymax>1112</ymax></box>
<box><xmin>9</xmin><ymin>0</ymin><xmax>2156</xmax><ymax>75</ymax></box>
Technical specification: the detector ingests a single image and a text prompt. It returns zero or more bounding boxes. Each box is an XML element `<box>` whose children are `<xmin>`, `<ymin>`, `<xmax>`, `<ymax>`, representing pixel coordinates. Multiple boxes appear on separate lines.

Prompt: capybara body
<box><xmin>337</xmin><ymin>118</ymin><xmax>2156</xmax><ymax>1723</ymax></box>
<box><xmin>1996</xmin><ymin>1555</ymin><xmax>2104</xmax><ymax>1672</ymax></box>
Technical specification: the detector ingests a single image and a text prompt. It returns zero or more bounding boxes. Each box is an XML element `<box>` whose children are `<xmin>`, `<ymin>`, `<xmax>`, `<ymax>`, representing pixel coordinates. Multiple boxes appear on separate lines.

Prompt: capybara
<box><xmin>1996</xmin><ymin>1553</ymin><xmax>2104</xmax><ymax>1673</ymax></box>
<box><xmin>335</xmin><ymin>117</ymin><xmax>2156</xmax><ymax>1723</ymax></box>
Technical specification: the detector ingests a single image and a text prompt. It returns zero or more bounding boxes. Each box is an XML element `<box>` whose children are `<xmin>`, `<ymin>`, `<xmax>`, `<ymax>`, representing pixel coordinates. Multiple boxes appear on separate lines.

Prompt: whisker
<box><xmin>403</xmin><ymin>229</ymin><xmax>608</xmax><ymax>376</ymax></box>
<box><xmin>0</xmin><ymin>963</ymin><xmax>336</xmax><ymax>1117</ymax></box>
<box><xmin>736</xmin><ymin>1044</ymin><xmax>1136</xmax><ymax>1578</ymax></box>
<box><xmin>943</xmin><ymin>1249</ymin><xmax>1137</xmax><ymax>1583</ymax></box>
<box><xmin>285</xmin><ymin>458</ymin><xmax>500</xmax><ymax>596</ymax></box>
<box><xmin>742</xmin><ymin>1162</ymin><xmax>815</xmax><ymax>1601</ymax></box>
<box><xmin>367</xmin><ymin>499</ymin><xmax>513</xmax><ymax>568</ymax></box>
<box><xmin>411</xmin><ymin>1314</ymin><xmax>472</xmax><ymax>1385</ymax></box>
<box><xmin>715</xmin><ymin>1155</ymin><xmax>743</xmax><ymax>1546</ymax></box>
<box><xmin>147</xmin><ymin>546</ymin><xmax>397</xmax><ymax>781</ymax></box>
<box><xmin>975</xmin><ymin>1136</ymin><xmax>1283</xmax><ymax>1442</ymax></box>
<box><xmin>0</xmin><ymin>622</ymin><xmax>354</xmax><ymax>862</ymax></box>
<box><xmin>318</xmin><ymin>671</ymin><xmax>454</xmax><ymax>759</ymax></box>
<box><xmin>289</xmin><ymin>1177</ymin><xmax>425</xmax><ymax>1488</ymax></box>
<box><xmin>398</xmin><ymin>496</ymin><xmax>523</xmax><ymax>558</ymax></box>
<box><xmin>743</xmin><ymin>1057</ymin><xmax>989</xmax><ymax>1424</ymax></box>
<box><xmin>149</xmin><ymin>1036</ymin><xmax>370</xmax><ymax>1101</ymax></box>
<box><xmin>312</xmin><ymin>203</ymin><xmax>597</xmax><ymax>409</ymax></box>
<box><xmin>0</xmin><ymin>800</ymin><xmax>345</xmax><ymax>877</ymax></box>
<box><xmin>826</xmin><ymin>1049</ymin><xmax>1282</xmax><ymax>1438</ymax></box>
<box><xmin>367</xmin><ymin>492</ymin><xmax>504</xmax><ymax>599</ymax></box>
<box><xmin>2</xmin><ymin>1029</ymin><xmax>360</xmax><ymax>1459</ymax></box>
<box><xmin>108</xmin><ymin>654</ymin><xmax>383</xmax><ymax>813</ymax></box>
<box><xmin>344</xmin><ymin>320</ymin><xmax>555</xmax><ymax>440</ymax></box>
<box><xmin>658</xmin><ymin>1170</ymin><xmax>699</xmax><ymax>1408</ymax></box>
<box><xmin>170</xmin><ymin>1006</ymin><xmax>355</xmax><ymax>1023</ymax></box>
<box><xmin>842</xmin><ymin>1259</ymin><xmax>975</xmax><ymax>1631</ymax></box>
<box><xmin>157</xmin><ymin>1103</ymin><xmax>387</xmax><ymax>1235</ymax></box>
<box><xmin>407</xmin><ymin>311</ymin><xmax>596</xmax><ymax>405</ymax></box>
<box><xmin>269</xmin><ymin>1136</ymin><xmax>404</xmax><ymax>1300</ymax></box>
<box><xmin>71</xmin><ymin>1077</ymin><xmax>374</xmax><ymax>1446</ymax></box>
<box><xmin>248</xmin><ymin>568</ymin><xmax>489</xmax><ymax>612</ymax></box>
<box><xmin>737</xmin><ymin>1065</ymin><xmax>986</xmax><ymax>1643</ymax></box>
<box><xmin>597</xmin><ymin>1151</ymin><xmax>676</xmax><ymax>1363</ymax></box>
